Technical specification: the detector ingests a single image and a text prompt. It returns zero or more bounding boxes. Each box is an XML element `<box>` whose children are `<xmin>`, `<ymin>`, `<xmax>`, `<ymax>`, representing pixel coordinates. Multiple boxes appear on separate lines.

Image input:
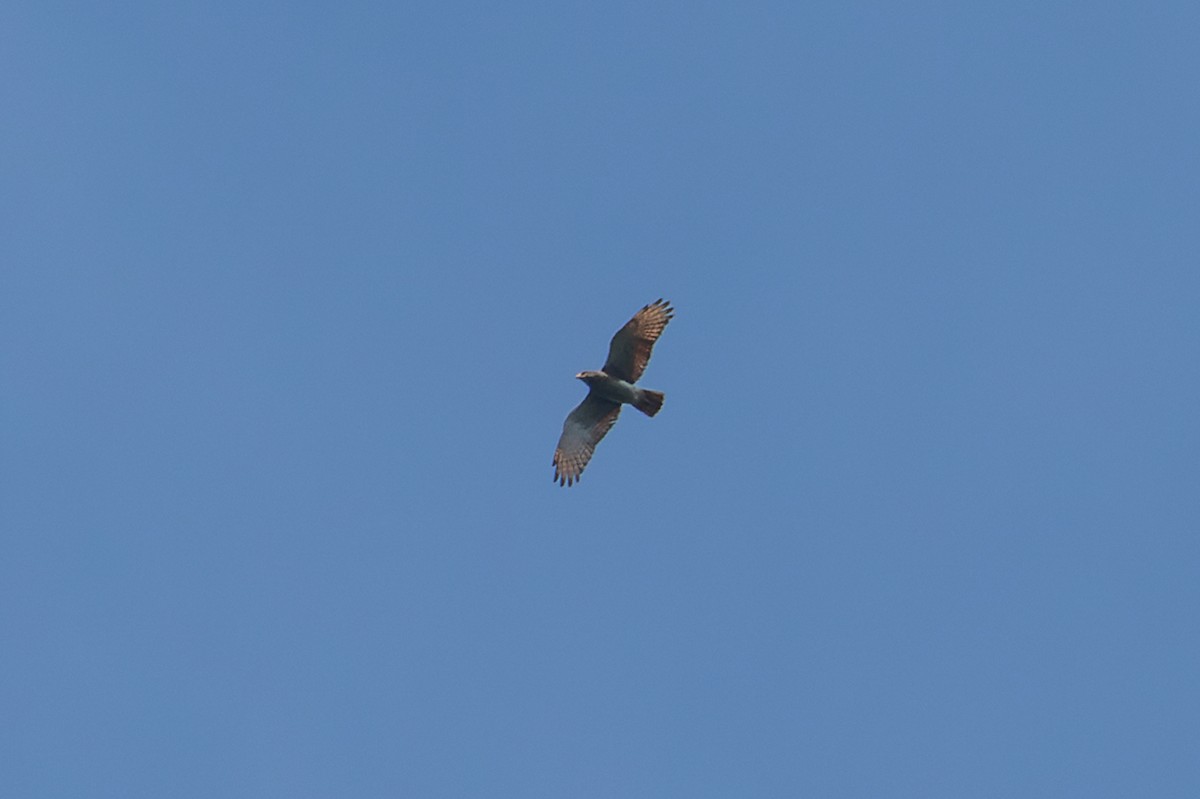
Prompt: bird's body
<box><xmin>576</xmin><ymin>367</ymin><xmax>652</xmax><ymax>405</ymax></box>
<box><xmin>553</xmin><ymin>299</ymin><xmax>674</xmax><ymax>487</ymax></box>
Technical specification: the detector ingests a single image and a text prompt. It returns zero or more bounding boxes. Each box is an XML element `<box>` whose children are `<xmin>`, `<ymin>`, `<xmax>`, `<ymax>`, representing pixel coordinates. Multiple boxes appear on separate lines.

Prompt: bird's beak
<box><xmin>575</xmin><ymin>372</ymin><xmax>585</xmax><ymax>380</ymax></box>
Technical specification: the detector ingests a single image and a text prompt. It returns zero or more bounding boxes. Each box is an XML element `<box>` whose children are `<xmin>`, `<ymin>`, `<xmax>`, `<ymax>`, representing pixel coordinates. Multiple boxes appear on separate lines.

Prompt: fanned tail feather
<box><xmin>634</xmin><ymin>389</ymin><xmax>664</xmax><ymax>417</ymax></box>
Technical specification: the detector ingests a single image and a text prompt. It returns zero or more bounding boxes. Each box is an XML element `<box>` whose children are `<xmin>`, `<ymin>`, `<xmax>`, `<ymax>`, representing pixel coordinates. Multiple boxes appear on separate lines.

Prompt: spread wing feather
<box><xmin>601</xmin><ymin>298</ymin><xmax>674</xmax><ymax>383</ymax></box>
<box><xmin>553</xmin><ymin>393</ymin><xmax>622</xmax><ymax>487</ymax></box>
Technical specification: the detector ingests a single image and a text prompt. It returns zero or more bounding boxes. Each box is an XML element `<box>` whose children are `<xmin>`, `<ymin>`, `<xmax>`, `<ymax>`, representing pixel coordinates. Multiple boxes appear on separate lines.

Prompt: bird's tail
<box><xmin>634</xmin><ymin>389</ymin><xmax>665</xmax><ymax>417</ymax></box>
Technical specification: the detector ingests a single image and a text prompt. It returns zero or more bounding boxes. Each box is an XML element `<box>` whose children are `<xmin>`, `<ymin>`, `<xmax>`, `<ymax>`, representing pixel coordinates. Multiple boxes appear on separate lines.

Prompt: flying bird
<box><xmin>553</xmin><ymin>298</ymin><xmax>674</xmax><ymax>487</ymax></box>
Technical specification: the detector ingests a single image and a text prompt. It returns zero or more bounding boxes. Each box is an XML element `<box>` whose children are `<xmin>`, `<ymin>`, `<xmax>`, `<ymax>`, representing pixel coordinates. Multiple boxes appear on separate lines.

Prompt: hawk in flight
<box><xmin>553</xmin><ymin>298</ymin><xmax>674</xmax><ymax>487</ymax></box>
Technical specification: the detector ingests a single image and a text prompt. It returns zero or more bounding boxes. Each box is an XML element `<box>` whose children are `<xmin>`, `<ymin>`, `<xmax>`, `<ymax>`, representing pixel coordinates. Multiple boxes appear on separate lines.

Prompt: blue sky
<box><xmin>3</xmin><ymin>2</ymin><xmax>1198</xmax><ymax>796</ymax></box>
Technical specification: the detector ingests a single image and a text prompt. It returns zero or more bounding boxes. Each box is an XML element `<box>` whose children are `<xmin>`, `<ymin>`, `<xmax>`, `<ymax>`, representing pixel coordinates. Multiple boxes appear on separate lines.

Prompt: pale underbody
<box><xmin>576</xmin><ymin>371</ymin><xmax>642</xmax><ymax>406</ymax></box>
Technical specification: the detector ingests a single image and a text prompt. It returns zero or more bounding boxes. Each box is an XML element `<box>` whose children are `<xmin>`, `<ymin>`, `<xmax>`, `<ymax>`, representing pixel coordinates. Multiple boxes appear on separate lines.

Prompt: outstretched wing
<box><xmin>553</xmin><ymin>393</ymin><xmax>622</xmax><ymax>487</ymax></box>
<box><xmin>602</xmin><ymin>298</ymin><xmax>674</xmax><ymax>383</ymax></box>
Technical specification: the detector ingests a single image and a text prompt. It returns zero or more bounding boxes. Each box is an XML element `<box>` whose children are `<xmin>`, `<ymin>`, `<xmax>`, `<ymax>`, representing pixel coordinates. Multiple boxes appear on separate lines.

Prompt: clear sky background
<box><xmin>3</xmin><ymin>2</ymin><xmax>1198</xmax><ymax>797</ymax></box>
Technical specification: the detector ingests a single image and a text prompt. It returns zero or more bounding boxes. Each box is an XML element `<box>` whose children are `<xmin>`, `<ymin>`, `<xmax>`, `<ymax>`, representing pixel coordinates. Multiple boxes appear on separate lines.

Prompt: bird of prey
<box><xmin>553</xmin><ymin>298</ymin><xmax>674</xmax><ymax>487</ymax></box>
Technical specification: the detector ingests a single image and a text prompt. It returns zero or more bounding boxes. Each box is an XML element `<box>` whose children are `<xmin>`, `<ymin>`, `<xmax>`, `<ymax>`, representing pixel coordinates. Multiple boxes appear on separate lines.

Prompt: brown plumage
<box><xmin>601</xmin><ymin>298</ymin><xmax>674</xmax><ymax>383</ymax></box>
<box><xmin>553</xmin><ymin>299</ymin><xmax>674</xmax><ymax>487</ymax></box>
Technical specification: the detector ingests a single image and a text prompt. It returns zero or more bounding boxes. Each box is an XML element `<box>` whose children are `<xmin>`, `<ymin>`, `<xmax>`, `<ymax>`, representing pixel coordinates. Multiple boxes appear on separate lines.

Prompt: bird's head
<box><xmin>575</xmin><ymin>370</ymin><xmax>603</xmax><ymax>383</ymax></box>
